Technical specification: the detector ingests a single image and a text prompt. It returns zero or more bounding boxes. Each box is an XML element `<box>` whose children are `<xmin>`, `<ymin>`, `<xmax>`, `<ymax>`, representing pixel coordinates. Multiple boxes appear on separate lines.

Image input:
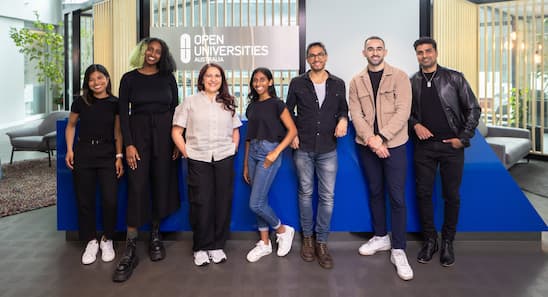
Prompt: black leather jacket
<box><xmin>409</xmin><ymin>65</ymin><xmax>481</xmax><ymax>147</ymax></box>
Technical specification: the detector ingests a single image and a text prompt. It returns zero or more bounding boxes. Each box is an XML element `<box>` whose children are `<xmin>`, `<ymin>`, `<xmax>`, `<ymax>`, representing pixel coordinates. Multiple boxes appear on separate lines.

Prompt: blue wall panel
<box><xmin>56</xmin><ymin>120</ymin><xmax>547</xmax><ymax>232</ymax></box>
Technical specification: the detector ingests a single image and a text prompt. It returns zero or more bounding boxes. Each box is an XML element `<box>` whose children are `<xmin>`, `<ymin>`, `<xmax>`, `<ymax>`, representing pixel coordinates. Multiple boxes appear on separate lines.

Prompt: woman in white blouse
<box><xmin>172</xmin><ymin>63</ymin><xmax>242</xmax><ymax>266</ymax></box>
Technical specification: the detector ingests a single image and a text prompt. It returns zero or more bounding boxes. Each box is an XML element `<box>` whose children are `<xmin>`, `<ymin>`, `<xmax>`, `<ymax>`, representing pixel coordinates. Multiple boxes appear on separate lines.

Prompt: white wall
<box><xmin>0</xmin><ymin>0</ymin><xmax>62</xmax><ymax>129</ymax></box>
<box><xmin>306</xmin><ymin>0</ymin><xmax>420</xmax><ymax>87</ymax></box>
<box><xmin>0</xmin><ymin>18</ymin><xmax>26</xmax><ymax>128</ymax></box>
<box><xmin>0</xmin><ymin>0</ymin><xmax>61</xmax><ymax>24</ymax></box>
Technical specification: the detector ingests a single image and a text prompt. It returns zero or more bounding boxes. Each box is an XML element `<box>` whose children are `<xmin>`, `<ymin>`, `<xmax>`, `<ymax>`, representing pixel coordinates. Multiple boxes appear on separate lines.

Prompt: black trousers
<box><xmin>187</xmin><ymin>156</ymin><xmax>235</xmax><ymax>252</ymax></box>
<box><xmin>127</xmin><ymin>112</ymin><xmax>180</xmax><ymax>227</ymax></box>
<box><xmin>414</xmin><ymin>141</ymin><xmax>464</xmax><ymax>241</ymax></box>
<box><xmin>358</xmin><ymin>144</ymin><xmax>408</xmax><ymax>249</ymax></box>
<box><xmin>73</xmin><ymin>166</ymin><xmax>118</xmax><ymax>242</ymax></box>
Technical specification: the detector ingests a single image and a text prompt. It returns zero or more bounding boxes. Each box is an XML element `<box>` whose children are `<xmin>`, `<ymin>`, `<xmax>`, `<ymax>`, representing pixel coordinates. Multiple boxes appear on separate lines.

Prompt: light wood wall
<box><xmin>93</xmin><ymin>0</ymin><xmax>137</xmax><ymax>96</ymax></box>
<box><xmin>433</xmin><ymin>0</ymin><xmax>479</xmax><ymax>95</ymax></box>
<box><xmin>93</xmin><ymin>1</ymin><xmax>112</xmax><ymax>75</ymax></box>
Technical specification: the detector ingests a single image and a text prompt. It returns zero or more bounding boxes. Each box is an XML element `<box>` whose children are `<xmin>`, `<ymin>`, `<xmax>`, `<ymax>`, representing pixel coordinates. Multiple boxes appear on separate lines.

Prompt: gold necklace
<box><xmin>422</xmin><ymin>70</ymin><xmax>437</xmax><ymax>88</ymax></box>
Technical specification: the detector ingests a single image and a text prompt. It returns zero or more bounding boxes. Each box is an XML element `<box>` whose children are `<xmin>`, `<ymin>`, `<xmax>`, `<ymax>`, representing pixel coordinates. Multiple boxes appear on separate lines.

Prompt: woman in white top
<box><xmin>172</xmin><ymin>63</ymin><xmax>242</xmax><ymax>266</ymax></box>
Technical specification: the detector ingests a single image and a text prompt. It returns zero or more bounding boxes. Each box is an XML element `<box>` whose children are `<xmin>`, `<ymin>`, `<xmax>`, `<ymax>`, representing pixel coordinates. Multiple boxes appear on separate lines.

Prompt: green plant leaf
<box><xmin>9</xmin><ymin>12</ymin><xmax>64</xmax><ymax>99</ymax></box>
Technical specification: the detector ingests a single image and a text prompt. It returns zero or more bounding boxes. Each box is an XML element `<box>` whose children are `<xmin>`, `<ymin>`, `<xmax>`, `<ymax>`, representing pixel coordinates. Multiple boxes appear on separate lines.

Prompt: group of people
<box><xmin>64</xmin><ymin>35</ymin><xmax>480</xmax><ymax>283</ymax></box>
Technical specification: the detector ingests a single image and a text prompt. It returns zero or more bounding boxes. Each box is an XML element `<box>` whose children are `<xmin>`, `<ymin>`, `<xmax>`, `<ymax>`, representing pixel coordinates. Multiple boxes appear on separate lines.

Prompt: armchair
<box><xmin>477</xmin><ymin>120</ymin><xmax>532</xmax><ymax>169</ymax></box>
<box><xmin>6</xmin><ymin>111</ymin><xmax>70</xmax><ymax>167</ymax></box>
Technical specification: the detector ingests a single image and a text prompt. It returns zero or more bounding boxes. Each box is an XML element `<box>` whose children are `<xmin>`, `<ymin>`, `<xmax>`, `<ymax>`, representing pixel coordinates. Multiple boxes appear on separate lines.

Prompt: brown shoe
<box><xmin>315</xmin><ymin>242</ymin><xmax>333</xmax><ymax>269</ymax></box>
<box><xmin>301</xmin><ymin>236</ymin><xmax>315</xmax><ymax>262</ymax></box>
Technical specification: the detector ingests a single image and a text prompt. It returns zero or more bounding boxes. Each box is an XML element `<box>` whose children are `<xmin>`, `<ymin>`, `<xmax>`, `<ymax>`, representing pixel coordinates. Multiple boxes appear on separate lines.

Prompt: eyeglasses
<box><xmin>307</xmin><ymin>52</ymin><xmax>326</xmax><ymax>59</ymax></box>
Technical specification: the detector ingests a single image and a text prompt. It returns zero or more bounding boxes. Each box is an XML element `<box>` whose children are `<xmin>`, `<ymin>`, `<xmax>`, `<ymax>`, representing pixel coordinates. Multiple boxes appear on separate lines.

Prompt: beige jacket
<box><xmin>349</xmin><ymin>62</ymin><xmax>411</xmax><ymax>148</ymax></box>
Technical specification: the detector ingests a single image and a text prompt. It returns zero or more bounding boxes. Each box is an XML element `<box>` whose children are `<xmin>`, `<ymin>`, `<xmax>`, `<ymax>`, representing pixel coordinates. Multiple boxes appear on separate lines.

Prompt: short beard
<box><xmin>367</xmin><ymin>57</ymin><xmax>384</xmax><ymax>67</ymax></box>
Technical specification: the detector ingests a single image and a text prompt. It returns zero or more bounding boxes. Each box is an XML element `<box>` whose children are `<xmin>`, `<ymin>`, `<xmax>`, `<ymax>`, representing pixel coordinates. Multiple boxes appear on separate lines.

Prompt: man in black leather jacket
<box><xmin>409</xmin><ymin>37</ymin><xmax>480</xmax><ymax>267</ymax></box>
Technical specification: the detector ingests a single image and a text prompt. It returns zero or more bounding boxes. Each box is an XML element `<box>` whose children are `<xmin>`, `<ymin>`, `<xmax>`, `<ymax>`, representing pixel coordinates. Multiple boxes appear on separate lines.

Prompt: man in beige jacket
<box><xmin>348</xmin><ymin>36</ymin><xmax>413</xmax><ymax>281</ymax></box>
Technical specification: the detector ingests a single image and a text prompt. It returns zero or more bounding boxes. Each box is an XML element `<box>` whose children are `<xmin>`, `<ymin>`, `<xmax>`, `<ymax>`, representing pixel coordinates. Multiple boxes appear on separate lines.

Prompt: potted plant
<box><xmin>9</xmin><ymin>12</ymin><xmax>64</xmax><ymax>109</ymax></box>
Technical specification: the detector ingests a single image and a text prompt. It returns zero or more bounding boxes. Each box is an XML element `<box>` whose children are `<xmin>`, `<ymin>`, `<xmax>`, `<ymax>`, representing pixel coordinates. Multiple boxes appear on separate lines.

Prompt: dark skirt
<box><xmin>126</xmin><ymin>111</ymin><xmax>180</xmax><ymax>227</ymax></box>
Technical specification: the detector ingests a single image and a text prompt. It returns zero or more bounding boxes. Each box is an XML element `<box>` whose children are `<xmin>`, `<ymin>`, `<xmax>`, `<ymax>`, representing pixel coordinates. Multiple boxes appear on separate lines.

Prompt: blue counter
<box><xmin>57</xmin><ymin>120</ymin><xmax>547</xmax><ymax>232</ymax></box>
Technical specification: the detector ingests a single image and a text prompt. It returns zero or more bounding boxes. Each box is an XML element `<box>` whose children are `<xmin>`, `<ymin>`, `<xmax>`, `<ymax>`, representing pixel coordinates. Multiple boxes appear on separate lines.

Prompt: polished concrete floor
<box><xmin>2</xmin><ymin>127</ymin><xmax>548</xmax><ymax>297</ymax></box>
<box><xmin>0</xmin><ymin>206</ymin><xmax>547</xmax><ymax>297</ymax></box>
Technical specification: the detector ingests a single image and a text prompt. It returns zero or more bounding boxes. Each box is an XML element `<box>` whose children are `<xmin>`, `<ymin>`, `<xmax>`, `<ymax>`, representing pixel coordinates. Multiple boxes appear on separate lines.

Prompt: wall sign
<box><xmin>150</xmin><ymin>26</ymin><xmax>300</xmax><ymax>70</ymax></box>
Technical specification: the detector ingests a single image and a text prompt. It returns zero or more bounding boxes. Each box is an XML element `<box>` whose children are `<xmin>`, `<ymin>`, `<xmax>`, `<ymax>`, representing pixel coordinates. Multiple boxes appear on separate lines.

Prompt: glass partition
<box><xmin>479</xmin><ymin>0</ymin><xmax>547</xmax><ymax>154</ymax></box>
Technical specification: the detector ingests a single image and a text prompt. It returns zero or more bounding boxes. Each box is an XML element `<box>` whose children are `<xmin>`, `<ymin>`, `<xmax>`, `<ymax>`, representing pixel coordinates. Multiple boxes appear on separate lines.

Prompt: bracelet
<box><xmin>115</xmin><ymin>153</ymin><xmax>123</xmax><ymax>159</ymax></box>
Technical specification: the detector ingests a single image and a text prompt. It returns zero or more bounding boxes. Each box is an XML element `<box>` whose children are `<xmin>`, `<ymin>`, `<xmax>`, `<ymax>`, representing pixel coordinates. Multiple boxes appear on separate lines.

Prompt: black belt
<box><xmin>78</xmin><ymin>138</ymin><xmax>113</xmax><ymax>145</ymax></box>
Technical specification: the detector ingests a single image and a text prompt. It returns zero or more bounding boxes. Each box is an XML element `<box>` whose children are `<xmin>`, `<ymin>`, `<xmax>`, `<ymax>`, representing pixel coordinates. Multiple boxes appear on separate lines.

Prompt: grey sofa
<box><xmin>6</xmin><ymin>111</ymin><xmax>70</xmax><ymax>167</ymax></box>
<box><xmin>477</xmin><ymin>120</ymin><xmax>531</xmax><ymax>169</ymax></box>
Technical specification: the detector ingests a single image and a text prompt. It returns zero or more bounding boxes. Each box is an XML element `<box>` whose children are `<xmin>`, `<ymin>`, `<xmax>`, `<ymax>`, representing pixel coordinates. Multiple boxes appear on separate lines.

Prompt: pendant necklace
<box><xmin>422</xmin><ymin>70</ymin><xmax>436</xmax><ymax>88</ymax></box>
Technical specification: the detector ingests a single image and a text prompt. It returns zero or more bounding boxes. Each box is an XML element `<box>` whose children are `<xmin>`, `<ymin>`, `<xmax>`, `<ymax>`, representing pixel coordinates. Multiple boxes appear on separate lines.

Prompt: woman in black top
<box><xmin>243</xmin><ymin>67</ymin><xmax>297</xmax><ymax>263</ymax></box>
<box><xmin>65</xmin><ymin>64</ymin><xmax>124</xmax><ymax>265</ymax></box>
<box><xmin>113</xmin><ymin>37</ymin><xmax>180</xmax><ymax>282</ymax></box>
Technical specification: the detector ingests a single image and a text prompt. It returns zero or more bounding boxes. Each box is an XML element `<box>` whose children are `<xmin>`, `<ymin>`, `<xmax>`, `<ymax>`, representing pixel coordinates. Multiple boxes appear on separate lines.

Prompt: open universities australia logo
<box><xmin>178</xmin><ymin>31</ymin><xmax>269</xmax><ymax>65</ymax></box>
<box><xmin>162</xmin><ymin>27</ymin><xmax>298</xmax><ymax>69</ymax></box>
<box><xmin>180</xmin><ymin>33</ymin><xmax>192</xmax><ymax>64</ymax></box>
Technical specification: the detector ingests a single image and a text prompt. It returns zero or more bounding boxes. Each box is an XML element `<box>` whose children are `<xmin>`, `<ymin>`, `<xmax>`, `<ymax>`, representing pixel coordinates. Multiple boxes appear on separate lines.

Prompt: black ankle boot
<box><xmin>149</xmin><ymin>226</ymin><xmax>165</xmax><ymax>261</ymax></box>
<box><xmin>440</xmin><ymin>239</ymin><xmax>455</xmax><ymax>267</ymax></box>
<box><xmin>417</xmin><ymin>238</ymin><xmax>438</xmax><ymax>264</ymax></box>
<box><xmin>112</xmin><ymin>238</ymin><xmax>139</xmax><ymax>282</ymax></box>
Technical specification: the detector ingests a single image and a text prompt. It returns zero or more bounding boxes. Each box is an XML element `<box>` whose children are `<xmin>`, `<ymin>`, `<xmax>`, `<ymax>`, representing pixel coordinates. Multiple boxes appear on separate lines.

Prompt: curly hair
<box><xmin>129</xmin><ymin>37</ymin><xmax>177</xmax><ymax>74</ymax></box>
<box><xmin>197</xmin><ymin>63</ymin><xmax>237</xmax><ymax>116</ymax></box>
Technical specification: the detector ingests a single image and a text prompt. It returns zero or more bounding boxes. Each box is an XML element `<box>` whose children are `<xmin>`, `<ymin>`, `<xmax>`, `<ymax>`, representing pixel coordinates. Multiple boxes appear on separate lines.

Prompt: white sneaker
<box><xmin>276</xmin><ymin>225</ymin><xmax>295</xmax><ymax>257</ymax></box>
<box><xmin>390</xmin><ymin>249</ymin><xmax>414</xmax><ymax>281</ymax></box>
<box><xmin>99</xmin><ymin>238</ymin><xmax>115</xmax><ymax>262</ymax></box>
<box><xmin>246</xmin><ymin>240</ymin><xmax>272</xmax><ymax>262</ymax></box>
<box><xmin>193</xmin><ymin>250</ymin><xmax>210</xmax><ymax>266</ymax></box>
<box><xmin>81</xmin><ymin>239</ymin><xmax>99</xmax><ymax>265</ymax></box>
<box><xmin>358</xmin><ymin>235</ymin><xmax>391</xmax><ymax>256</ymax></box>
<box><xmin>208</xmin><ymin>249</ymin><xmax>227</xmax><ymax>264</ymax></box>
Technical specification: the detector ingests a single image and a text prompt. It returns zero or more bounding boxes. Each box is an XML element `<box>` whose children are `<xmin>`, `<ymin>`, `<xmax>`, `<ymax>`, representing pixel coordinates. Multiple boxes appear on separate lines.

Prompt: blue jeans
<box><xmin>248</xmin><ymin>140</ymin><xmax>282</xmax><ymax>231</ymax></box>
<box><xmin>293</xmin><ymin>149</ymin><xmax>337</xmax><ymax>243</ymax></box>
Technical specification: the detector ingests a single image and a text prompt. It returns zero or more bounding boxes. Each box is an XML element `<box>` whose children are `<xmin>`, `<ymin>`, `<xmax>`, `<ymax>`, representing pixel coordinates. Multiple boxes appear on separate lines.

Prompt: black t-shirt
<box><xmin>71</xmin><ymin>95</ymin><xmax>119</xmax><ymax>168</ymax></box>
<box><xmin>245</xmin><ymin>97</ymin><xmax>287</xmax><ymax>142</ymax></box>
<box><xmin>420</xmin><ymin>72</ymin><xmax>456</xmax><ymax>141</ymax></box>
<box><xmin>368</xmin><ymin>69</ymin><xmax>383</xmax><ymax>135</ymax></box>
<box><xmin>71</xmin><ymin>95</ymin><xmax>119</xmax><ymax>141</ymax></box>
